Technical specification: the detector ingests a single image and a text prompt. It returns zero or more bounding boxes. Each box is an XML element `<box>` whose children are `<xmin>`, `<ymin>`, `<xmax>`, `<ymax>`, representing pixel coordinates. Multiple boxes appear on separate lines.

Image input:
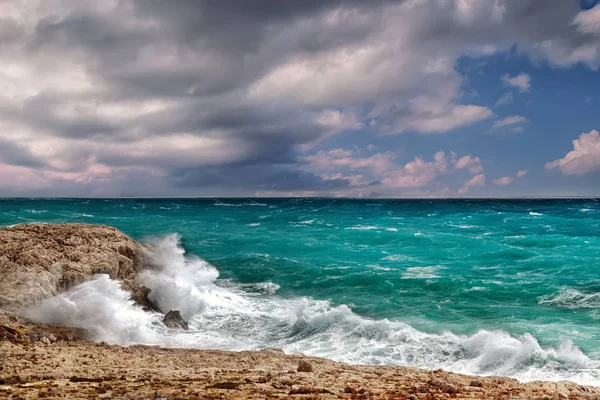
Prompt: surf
<box><xmin>24</xmin><ymin>233</ymin><xmax>600</xmax><ymax>386</ymax></box>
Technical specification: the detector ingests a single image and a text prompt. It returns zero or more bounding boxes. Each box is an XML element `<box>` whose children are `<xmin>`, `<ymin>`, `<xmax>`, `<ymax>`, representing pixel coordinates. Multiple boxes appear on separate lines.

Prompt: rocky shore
<box><xmin>1</xmin><ymin>224</ymin><xmax>599</xmax><ymax>399</ymax></box>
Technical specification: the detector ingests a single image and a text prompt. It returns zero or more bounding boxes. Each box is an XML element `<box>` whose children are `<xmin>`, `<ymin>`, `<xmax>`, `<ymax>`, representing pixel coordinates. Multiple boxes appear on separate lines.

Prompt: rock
<box><xmin>289</xmin><ymin>386</ymin><xmax>312</xmax><ymax>395</ymax></box>
<box><xmin>441</xmin><ymin>383</ymin><xmax>459</xmax><ymax>394</ymax></box>
<box><xmin>135</xmin><ymin>285</ymin><xmax>161</xmax><ymax>313</ymax></box>
<box><xmin>163</xmin><ymin>310</ymin><xmax>189</xmax><ymax>330</ymax></box>
<box><xmin>0</xmin><ymin>224</ymin><xmax>152</xmax><ymax>311</ymax></box>
<box><xmin>558</xmin><ymin>392</ymin><xmax>569</xmax><ymax>400</ymax></box>
<box><xmin>470</xmin><ymin>380</ymin><xmax>484</xmax><ymax>387</ymax></box>
<box><xmin>428</xmin><ymin>378</ymin><xmax>445</xmax><ymax>387</ymax></box>
<box><xmin>297</xmin><ymin>360</ymin><xmax>313</xmax><ymax>372</ymax></box>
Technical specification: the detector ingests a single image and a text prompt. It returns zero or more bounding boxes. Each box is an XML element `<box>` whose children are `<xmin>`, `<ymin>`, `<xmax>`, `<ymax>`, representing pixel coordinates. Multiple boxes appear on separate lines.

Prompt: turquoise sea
<box><xmin>1</xmin><ymin>198</ymin><xmax>599</xmax><ymax>385</ymax></box>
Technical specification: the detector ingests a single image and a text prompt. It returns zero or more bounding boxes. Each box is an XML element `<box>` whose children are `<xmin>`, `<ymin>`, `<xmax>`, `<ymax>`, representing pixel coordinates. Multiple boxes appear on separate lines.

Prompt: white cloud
<box><xmin>495</xmin><ymin>92</ymin><xmax>514</xmax><ymax>106</ymax></box>
<box><xmin>304</xmin><ymin>148</ymin><xmax>485</xmax><ymax>192</ymax></box>
<box><xmin>493</xmin><ymin>176</ymin><xmax>514</xmax><ymax>186</ymax></box>
<box><xmin>454</xmin><ymin>154</ymin><xmax>483</xmax><ymax>174</ymax></box>
<box><xmin>493</xmin><ymin>115</ymin><xmax>527</xmax><ymax>128</ymax></box>
<box><xmin>492</xmin><ymin>168</ymin><xmax>528</xmax><ymax>186</ymax></box>
<box><xmin>502</xmin><ymin>73</ymin><xmax>531</xmax><ymax>92</ymax></box>
<box><xmin>574</xmin><ymin>5</ymin><xmax>600</xmax><ymax>34</ymax></box>
<box><xmin>512</xmin><ymin>127</ymin><xmax>525</xmax><ymax>133</ymax></box>
<box><xmin>465</xmin><ymin>174</ymin><xmax>486</xmax><ymax>187</ymax></box>
<box><xmin>393</xmin><ymin>102</ymin><xmax>493</xmax><ymax>134</ymax></box>
<box><xmin>249</xmin><ymin>1</ymin><xmax>502</xmax><ymax>135</ymax></box>
<box><xmin>546</xmin><ymin>129</ymin><xmax>600</xmax><ymax>175</ymax></box>
<box><xmin>316</xmin><ymin>110</ymin><xmax>364</xmax><ymax>134</ymax></box>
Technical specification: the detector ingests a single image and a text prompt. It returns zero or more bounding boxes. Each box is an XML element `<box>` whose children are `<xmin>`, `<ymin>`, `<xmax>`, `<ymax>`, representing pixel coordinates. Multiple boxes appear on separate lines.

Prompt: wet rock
<box><xmin>297</xmin><ymin>360</ymin><xmax>312</xmax><ymax>372</ymax></box>
<box><xmin>134</xmin><ymin>285</ymin><xmax>161</xmax><ymax>313</ymax></box>
<box><xmin>163</xmin><ymin>310</ymin><xmax>188</xmax><ymax>330</ymax></box>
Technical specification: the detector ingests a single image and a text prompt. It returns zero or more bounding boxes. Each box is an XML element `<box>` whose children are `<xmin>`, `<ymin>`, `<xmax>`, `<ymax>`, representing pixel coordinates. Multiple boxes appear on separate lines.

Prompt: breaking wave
<box><xmin>24</xmin><ymin>234</ymin><xmax>600</xmax><ymax>386</ymax></box>
<box><xmin>539</xmin><ymin>289</ymin><xmax>600</xmax><ymax>309</ymax></box>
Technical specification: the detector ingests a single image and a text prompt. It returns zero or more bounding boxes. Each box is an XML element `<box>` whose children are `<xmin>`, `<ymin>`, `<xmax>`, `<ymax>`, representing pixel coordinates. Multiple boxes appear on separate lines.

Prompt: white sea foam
<box><xmin>529</xmin><ymin>212</ymin><xmax>543</xmax><ymax>216</ymax></box>
<box><xmin>381</xmin><ymin>254</ymin><xmax>414</xmax><ymax>262</ymax></box>
<box><xmin>539</xmin><ymin>289</ymin><xmax>600</xmax><ymax>309</ymax></box>
<box><xmin>25</xmin><ymin>209</ymin><xmax>48</xmax><ymax>214</ymax></box>
<box><xmin>214</xmin><ymin>200</ymin><xmax>267</xmax><ymax>207</ymax></box>
<box><xmin>401</xmin><ymin>266</ymin><xmax>444</xmax><ymax>279</ymax></box>
<box><xmin>345</xmin><ymin>225</ymin><xmax>378</xmax><ymax>230</ymax></box>
<box><xmin>23</xmin><ymin>234</ymin><xmax>600</xmax><ymax>386</ymax></box>
<box><xmin>214</xmin><ymin>200</ymin><xmax>241</xmax><ymax>207</ymax></box>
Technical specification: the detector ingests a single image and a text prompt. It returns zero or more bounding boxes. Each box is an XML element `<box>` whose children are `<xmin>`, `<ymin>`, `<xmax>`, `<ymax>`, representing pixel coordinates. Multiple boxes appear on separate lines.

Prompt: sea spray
<box><xmin>137</xmin><ymin>233</ymin><xmax>236</xmax><ymax>320</ymax></box>
<box><xmin>23</xmin><ymin>233</ymin><xmax>600</xmax><ymax>386</ymax></box>
<box><xmin>24</xmin><ymin>274</ymin><xmax>163</xmax><ymax>346</ymax></box>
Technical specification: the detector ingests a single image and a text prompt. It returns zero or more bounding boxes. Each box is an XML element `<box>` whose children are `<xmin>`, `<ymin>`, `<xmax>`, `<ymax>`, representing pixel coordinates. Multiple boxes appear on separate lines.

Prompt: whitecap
<box><xmin>345</xmin><ymin>225</ymin><xmax>378</xmax><ymax>230</ymax></box>
<box><xmin>539</xmin><ymin>289</ymin><xmax>600</xmax><ymax>309</ymax></box>
<box><xmin>402</xmin><ymin>266</ymin><xmax>444</xmax><ymax>279</ymax></box>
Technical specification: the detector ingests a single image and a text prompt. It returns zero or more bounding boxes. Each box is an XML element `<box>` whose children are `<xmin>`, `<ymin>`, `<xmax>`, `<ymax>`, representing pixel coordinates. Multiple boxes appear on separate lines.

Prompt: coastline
<box><xmin>2</xmin><ymin>314</ymin><xmax>599</xmax><ymax>400</ymax></box>
<box><xmin>1</xmin><ymin>223</ymin><xmax>599</xmax><ymax>399</ymax></box>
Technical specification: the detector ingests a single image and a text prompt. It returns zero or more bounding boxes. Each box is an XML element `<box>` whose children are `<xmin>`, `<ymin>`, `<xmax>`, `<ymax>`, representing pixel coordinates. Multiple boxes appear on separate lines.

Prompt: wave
<box><xmin>539</xmin><ymin>289</ymin><xmax>600</xmax><ymax>309</ymax></box>
<box><xmin>345</xmin><ymin>225</ymin><xmax>378</xmax><ymax>230</ymax></box>
<box><xmin>214</xmin><ymin>200</ymin><xmax>267</xmax><ymax>207</ymax></box>
<box><xmin>23</xmin><ymin>234</ymin><xmax>600</xmax><ymax>386</ymax></box>
<box><xmin>402</xmin><ymin>266</ymin><xmax>444</xmax><ymax>279</ymax></box>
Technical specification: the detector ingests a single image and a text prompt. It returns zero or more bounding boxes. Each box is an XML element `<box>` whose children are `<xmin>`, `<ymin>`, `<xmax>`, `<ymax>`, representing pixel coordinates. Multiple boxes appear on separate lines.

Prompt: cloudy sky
<box><xmin>1</xmin><ymin>0</ymin><xmax>600</xmax><ymax>197</ymax></box>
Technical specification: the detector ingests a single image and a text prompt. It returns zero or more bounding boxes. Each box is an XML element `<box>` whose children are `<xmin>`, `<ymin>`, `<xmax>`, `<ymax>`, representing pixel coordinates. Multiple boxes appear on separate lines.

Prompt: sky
<box><xmin>0</xmin><ymin>0</ymin><xmax>600</xmax><ymax>197</ymax></box>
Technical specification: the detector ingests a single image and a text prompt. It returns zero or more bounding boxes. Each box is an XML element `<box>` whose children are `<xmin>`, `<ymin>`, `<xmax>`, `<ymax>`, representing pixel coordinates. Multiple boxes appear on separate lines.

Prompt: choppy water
<box><xmin>1</xmin><ymin>198</ymin><xmax>599</xmax><ymax>385</ymax></box>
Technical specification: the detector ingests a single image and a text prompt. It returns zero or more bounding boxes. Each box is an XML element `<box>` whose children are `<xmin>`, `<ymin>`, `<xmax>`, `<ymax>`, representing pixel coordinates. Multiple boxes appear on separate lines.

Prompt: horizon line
<box><xmin>1</xmin><ymin>196</ymin><xmax>599</xmax><ymax>200</ymax></box>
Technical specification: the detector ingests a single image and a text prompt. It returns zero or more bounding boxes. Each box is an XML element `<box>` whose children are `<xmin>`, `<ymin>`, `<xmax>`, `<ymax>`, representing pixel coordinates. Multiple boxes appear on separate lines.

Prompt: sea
<box><xmin>1</xmin><ymin>198</ymin><xmax>599</xmax><ymax>385</ymax></box>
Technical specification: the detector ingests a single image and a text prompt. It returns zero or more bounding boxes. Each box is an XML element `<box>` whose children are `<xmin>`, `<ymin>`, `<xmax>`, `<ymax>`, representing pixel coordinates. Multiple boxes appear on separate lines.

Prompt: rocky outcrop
<box><xmin>0</xmin><ymin>224</ymin><xmax>158</xmax><ymax>312</ymax></box>
<box><xmin>162</xmin><ymin>310</ymin><xmax>189</xmax><ymax>330</ymax></box>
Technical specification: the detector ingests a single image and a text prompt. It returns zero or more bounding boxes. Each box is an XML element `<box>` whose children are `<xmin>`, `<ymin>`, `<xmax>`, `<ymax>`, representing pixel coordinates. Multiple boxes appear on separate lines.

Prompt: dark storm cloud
<box><xmin>169</xmin><ymin>163</ymin><xmax>351</xmax><ymax>192</ymax></box>
<box><xmin>0</xmin><ymin>138</ymin><xmax>46</xmax><ymax>169</ymax></box>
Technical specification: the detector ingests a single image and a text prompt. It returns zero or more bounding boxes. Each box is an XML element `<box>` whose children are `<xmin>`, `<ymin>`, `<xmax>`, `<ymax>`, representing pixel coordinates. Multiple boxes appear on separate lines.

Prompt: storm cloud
<box><xmin>0</xmin><ymin>0</ymin><xmax>598</xmax><ymax>196</ymax></box>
